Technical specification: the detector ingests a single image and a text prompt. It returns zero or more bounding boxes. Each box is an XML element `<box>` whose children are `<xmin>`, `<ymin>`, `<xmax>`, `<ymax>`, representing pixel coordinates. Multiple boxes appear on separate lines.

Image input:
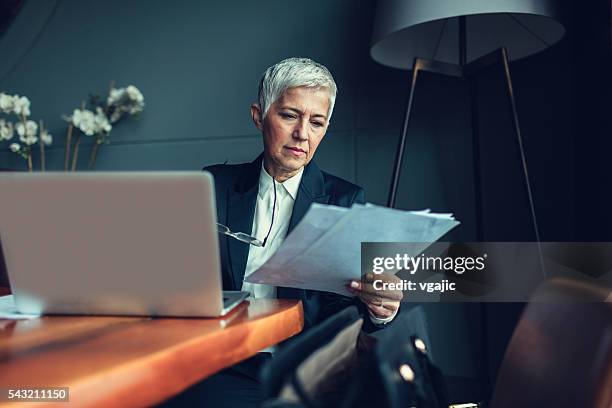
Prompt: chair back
<box><xmin>491</xmin><ymin>278</ymin><xmax>612</xmax><ymax>408</ymax></box>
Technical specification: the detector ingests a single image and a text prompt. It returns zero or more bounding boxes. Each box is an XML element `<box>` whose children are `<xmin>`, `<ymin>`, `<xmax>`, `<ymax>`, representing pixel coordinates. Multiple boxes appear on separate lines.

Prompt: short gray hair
<box><xmin>258</xmin><ymin>57</ymin><xmax>337</xmax><ymax>122</ymax></box>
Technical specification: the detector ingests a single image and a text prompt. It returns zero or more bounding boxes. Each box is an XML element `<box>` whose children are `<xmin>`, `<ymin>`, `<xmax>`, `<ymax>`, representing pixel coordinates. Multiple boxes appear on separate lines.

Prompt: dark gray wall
<box><xmin>0</xmin><ymin>0</ymin><xmax>366</xmax><ymax>184</ymax></box>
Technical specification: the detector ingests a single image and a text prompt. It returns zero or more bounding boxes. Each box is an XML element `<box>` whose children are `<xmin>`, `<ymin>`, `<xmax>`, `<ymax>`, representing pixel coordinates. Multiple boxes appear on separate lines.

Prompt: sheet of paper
<box><xmin>0</xmin><ymin>295</ymin><xmax>40</xmax><ymax>320</ymax></box>
<box><xmin>245</xmin><ymin>203</ymin><xmax>460</xmax><ymax>296</ymax></box>
<box><xmin>257</xmin><ymin>204</ymin><xmax>349</xmax><ymax>278</ymax></box>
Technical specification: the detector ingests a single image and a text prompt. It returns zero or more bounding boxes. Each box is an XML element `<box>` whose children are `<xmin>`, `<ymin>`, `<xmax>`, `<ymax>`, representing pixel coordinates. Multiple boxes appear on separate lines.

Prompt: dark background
<box><xmin>0</xmin><ymin>0</ymin><xmax>610</xmax><ymax>403</ymax></box>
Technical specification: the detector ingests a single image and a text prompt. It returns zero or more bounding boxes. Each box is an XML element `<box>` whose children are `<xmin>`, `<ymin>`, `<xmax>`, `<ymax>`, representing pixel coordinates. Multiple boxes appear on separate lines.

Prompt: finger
<box><xmin>367</xmin><ymin>303</ymin><xmax>394</xmax><ymax>319</ymax></box>
<box><xmin>360</xmin><ymin>293</ymin><xmax>400</xmax><ymax>312</ymax></box>
<box><xmin>359</xmin><ymin>290</ymin><xmax>402</xmax><ymax>306</ymax></box>
<box><xmin>381</xmin><ymin>301</ymin><xmax>400</xmax><ymax>312</ymax></box>
<box><xmin>348</xmin><ymin>280</ymin><xmax>362</xmax><ymax>291</ymax></box>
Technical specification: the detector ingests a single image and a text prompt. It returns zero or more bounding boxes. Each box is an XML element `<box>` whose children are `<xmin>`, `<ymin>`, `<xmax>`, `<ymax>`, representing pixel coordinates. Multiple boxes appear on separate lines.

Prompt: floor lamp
<box><xmin>370</xmin><ymin>0</ymin><xmax>565</xmax><ymax>244</ymax></box>
<box><xmin>370</xmin><ymin>1</ymin><xmax>565</xmax><ymax>401</ymax></box>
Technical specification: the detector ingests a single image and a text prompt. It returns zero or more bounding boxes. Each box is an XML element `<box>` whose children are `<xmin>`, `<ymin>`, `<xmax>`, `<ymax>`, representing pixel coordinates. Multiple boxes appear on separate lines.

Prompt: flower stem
<box><xmin>39</xmin><ymin>120</ymin><xmax>45</xmax><ymax>172</ymax></box>
<box><xmin>88</xmin><ymin>141</ymin><xmax>100</xmax><ymax>170</ymax></box>
<box><xmin>71</xmin><ymin>134</ymin><xmax>81</xmax><ymax>171</ymax></box>
<box><xmin>20</xmin><ymin>113</ymin><xmax>32</xmax><ymax>172</ymax></box>
<box><xmin>64</xmin><ymin>123</ymin><xmax>73</xmax><ymax>171</ymax></box>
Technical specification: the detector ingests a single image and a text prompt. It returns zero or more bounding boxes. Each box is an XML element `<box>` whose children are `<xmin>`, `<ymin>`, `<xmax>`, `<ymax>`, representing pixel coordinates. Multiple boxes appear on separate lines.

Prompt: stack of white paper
<box><xmin>245</xmin><ymin>203</ymin><xmax>460</xmax><ymax>296</ymax></box>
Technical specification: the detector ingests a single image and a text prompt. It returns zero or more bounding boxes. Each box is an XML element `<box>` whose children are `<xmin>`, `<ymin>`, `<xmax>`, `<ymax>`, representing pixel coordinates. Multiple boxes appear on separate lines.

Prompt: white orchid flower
<box><xmin>107</xmin><ymin>88</ymin><xmax>126</xmax><ymax>106</ymax></box>
<box><xmin>40</xmin><ymin>129</ymin><xmax>52</xmax><ymax>145</ymax></box>
<box><xmin>72</xmin><ymin>108</ymin><xmax>96</xmax><ymax>136</ymax></box>
<box><xmin>94</xmin><ymin>107</ymin><xmax>112</xmax><ymax>133</ymax></box>
<box><xmin>16</xmin><ymin>120</ymin><xmax>38</xmax><ymax>139</ymax></box>
<box><xmin>105</xmin><ymin>84</ymin><xmax>145</xmax><ymax>123</ymax></box>
<box><xmin>15</xmin><ymin>122</ymin><xmax>24</xmax><ymax>137</ymax></box>
<box><xmin>71</xmin><ymin>108</ymin><xmax>84</xmax><ymax>126</ymax></box>
<box><xmin>13</xmin><ymin>95</ymin><xmax>31</xmax><ymax>117</ymax></box>
<box><xmin>126</xmin><ymin>85</ymin><xmax>144</xmax><ymax>103</ymax></box>
<box><xmin>0</xmin><ymin>120</ymin><xmax>14</xmax><ymax>141</ymax></box>
<box><xmin>0</xmin><ymin>93</ymin><xmax>15</xmax><ymax>113</ymax></box>
<box><xmin>9</xmin><ymin>143</ymin><xmax>20</xmax><ymax>152</ymax></box>
<box><xmin>23</xmin><ymin>134</ymin><xmax>38</xmax><ymax>146</ymax></box>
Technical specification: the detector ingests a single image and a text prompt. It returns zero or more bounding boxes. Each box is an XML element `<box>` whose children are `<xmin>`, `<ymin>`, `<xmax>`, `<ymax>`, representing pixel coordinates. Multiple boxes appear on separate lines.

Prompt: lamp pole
<box><xmin>459</xmin><ymin>15</ymin><xmax>467</xmax><ymax>66</ymax></box>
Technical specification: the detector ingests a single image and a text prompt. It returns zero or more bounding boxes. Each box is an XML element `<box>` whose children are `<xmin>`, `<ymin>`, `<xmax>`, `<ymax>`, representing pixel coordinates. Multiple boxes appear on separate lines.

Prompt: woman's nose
<box><xmin>292</xmin><ymin>119</ymin><xmax>309</xmax><ymax>140</ymax></box>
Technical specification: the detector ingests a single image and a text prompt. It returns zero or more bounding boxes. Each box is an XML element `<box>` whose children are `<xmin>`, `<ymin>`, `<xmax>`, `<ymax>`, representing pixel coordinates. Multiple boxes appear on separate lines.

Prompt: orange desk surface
<box><xmin>0</xmin><ymin>298</ymin><xmax>303</xmax><ymax>407</ymax></box>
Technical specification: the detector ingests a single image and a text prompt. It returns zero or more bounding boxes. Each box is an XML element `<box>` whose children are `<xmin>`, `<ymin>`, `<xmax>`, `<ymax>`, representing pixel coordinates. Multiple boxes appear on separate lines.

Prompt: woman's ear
<box><xmin>250</xmin><ymin>103</ymin><xmax>263</xmax><ymax>131</ymax></box>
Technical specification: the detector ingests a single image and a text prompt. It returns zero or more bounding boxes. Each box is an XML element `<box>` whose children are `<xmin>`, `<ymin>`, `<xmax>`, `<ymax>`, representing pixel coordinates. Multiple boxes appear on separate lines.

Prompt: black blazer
<box><xmin>204</xmin><ymin>154</ymin><xmax>385</xmax><ymax>332</ymax></box>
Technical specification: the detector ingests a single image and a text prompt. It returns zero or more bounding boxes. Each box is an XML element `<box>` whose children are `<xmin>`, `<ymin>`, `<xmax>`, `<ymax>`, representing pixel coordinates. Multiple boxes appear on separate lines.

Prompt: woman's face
<box><xmin>253</xmin><ymin>86</ymin><xmax>330</xmax><ymax>179</ymax></box>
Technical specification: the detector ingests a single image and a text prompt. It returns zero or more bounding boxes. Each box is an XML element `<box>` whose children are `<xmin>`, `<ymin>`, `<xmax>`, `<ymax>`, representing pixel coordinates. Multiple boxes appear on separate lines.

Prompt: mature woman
<box><xmin>166</xmin><ymin>57</ymin><xmax>401</xmax><ymax>408</ymax></box>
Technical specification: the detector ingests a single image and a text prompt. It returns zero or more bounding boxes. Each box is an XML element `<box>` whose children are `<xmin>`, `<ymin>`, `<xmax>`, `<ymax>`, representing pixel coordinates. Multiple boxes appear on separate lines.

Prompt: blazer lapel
<box><xmin>288</xmin><ymin>160</ymin><xmax>330</xmax><ymax>233</ymax></box>
<box><xmin>226</xmin><ymin>156</ymin><xmax>261</xmax><ymax>290</ymax></box>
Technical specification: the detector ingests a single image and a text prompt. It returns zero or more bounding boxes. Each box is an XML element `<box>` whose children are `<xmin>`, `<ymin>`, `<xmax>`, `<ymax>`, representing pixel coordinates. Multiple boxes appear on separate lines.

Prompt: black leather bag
<box><xmin>260</xmin><ymin>306</ymin><xmax>449</xmax><ymax>408</ymax></box>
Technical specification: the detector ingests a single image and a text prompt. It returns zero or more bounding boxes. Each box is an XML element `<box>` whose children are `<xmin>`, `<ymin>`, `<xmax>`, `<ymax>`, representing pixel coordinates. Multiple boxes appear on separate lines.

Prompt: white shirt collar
<box><xmin>258</xmin><ymin>162</ymin><xmax>303</xmax><ymax>200</ymax></box>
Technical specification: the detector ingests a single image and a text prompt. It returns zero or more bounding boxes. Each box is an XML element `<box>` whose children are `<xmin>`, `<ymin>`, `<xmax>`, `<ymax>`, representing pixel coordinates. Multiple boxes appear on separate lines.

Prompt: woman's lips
<box><xmin>285</xmin><ymin>146</ymin><xmax>306</xmax><ymax>156</ymax></box>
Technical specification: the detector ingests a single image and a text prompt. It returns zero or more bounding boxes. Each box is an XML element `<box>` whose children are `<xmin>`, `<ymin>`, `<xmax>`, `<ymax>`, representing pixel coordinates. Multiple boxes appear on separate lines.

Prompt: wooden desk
<box><xmin>0</xmin><ymin>299</ymin><xmax>303</xmax><ymax>407</ymax></box>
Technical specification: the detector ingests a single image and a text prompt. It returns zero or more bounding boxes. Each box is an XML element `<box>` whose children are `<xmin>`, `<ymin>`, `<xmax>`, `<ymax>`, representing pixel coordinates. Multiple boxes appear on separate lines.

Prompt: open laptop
<box><xmin>0</xmin><ymin>171</ymin><xmax>248</xmax><ymax>317</ymax></box>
